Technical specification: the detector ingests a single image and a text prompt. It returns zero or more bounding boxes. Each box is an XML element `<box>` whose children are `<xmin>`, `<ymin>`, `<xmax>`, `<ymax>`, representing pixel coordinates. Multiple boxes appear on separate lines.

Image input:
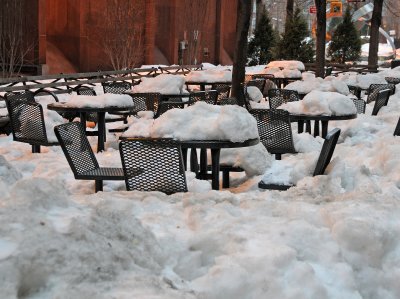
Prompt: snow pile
<box><xmin>267</xmin><ymin>60</ymin><xmax>305</xmax><ymax>71</ymax></box>
<box><xmin>61</xmin><ymin>94</ymin><xmax>133</xmax><ymax>109</ymax></box>
<box><xmin>279</xmin><ymin>91</ymin><xmax>357</xmax><ymax>116</ymax></box>
<box><xmin>185</xmin><ymin>69</ymin><xmax>232</xmax><ymax>83</ymax></box>
<box><xmin>263</xmin><ymin>67</ymin><xmax>302</xmax><ymax>78</ymax></box>
<box><xmin>361</xmin><ymin>43</ymin><xmax>396</xmax><ymax>58</ymax></box>
<box><xmin>285</xmin><ymin>75</ymin><xmax>350</xmax><ymax>95</ymax></box>
<box><xmin>247</xmin><ymin>86</ymin><xmax>263</xmax><ymax>102</ymax></box>
<box><xmin>132</xmin><ymin>74</ymin><xmax>187</xmax><ymax>94</ymax></box>
<box><xmin>337</xmin><ymin>73</ymin><xmax>387</xmax><ymax>89</ymax></box>
<box><xmin>124</xmin><ymin>101</ymin><xmax>259</xmax><ymax>143</ymax></box>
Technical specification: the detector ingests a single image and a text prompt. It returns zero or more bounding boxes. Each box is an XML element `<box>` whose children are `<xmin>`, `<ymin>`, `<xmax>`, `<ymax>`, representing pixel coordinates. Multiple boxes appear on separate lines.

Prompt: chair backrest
<box><xmin>348</xmin><ymin>85</ymin><xmax>361</xmax><ymax>100</ymax></box>
<box><xmin>129</xmin><ymin>92</ymin><xmax>160</xmax><ymax>114</ymax></box>
<box><xmin>102</xmin><ymin>82</ymin><xmax>132</xmax><ymax>94</ymax></box>
<box><xmin>74</xmin><ymin>86</ymin><xmax>97</xmax><ymax>96</ymax></box>
<box><xmin>394</xmin><ymin>117</ymin><xmax>400</xmax><ymax>136</ymax></box>
<box><xmin>313</xmin><ymin>128</ymin><xmax>341</xmax><ymax>176</ymax></box>
<box><xmin>371</xmin><ymin>89</ymin><xmax>391</xmax><ymax>116</ymax></box>
<box><xmin>246</xmin><ymin>79</ymin><xmax>266</xmax><ymax>94</ymax></box>
<box><xmin>211</xmin><ymin>83</ymin><xmax>231</xmax><ymax>104</ymax></box>
<box><xmin>54</xmin><ymin>122</ymin><xmax>99</xmax><ymax>177</ymax></box>
<box><xmin>218</xmin><ymin>97</ymin><xmax>239</xmax><ymax>106</ymax></box>
<box><xmin>324</xmin><ymin>66</ymin><xmax>333</xmax><ymax>77</ymax></box>
<box><xmin>155</xmin><ymin>101</ymin><xmax>185</xmax><ymax>118</ymax></box>
<box><xmin>367</xmin><ymin>84</ymin><xmax>395</xmax><ymax>103</ymax></box>
<box><xmin>268</xmin><ymin>88</ymin><xmax>300</xmax><ymax>109</ymax></box>
<box><xmin>5</xmin><ymin>96</ymin><xmax>48</xmax><ymax>143</ymax></box>
<box><xmin>385</xmin><ymin>77</ymin><xmax>400</xmax><ymax>85</ymax></box>
<box><xmin>189</xmin><ymin>90</ymin><xmax>218</xmax><ymax>105</ymax></box>
<box><xmin>352</xmin><ymin>98</ymin><xmax>366</xmax><ymax>114</ymax></box>
<box><xmin>250</xmin><ymin>109</ymin><xmax>296</xmax><ymax>155</ymax></box>
<box><xmin>5</xmin><ymin>91</ymin><xmax>35</xmax><ymax>103</ymax></box>
<box><xmin>119</xmin><ymin>138</ymin><xmax>188</xmax><ymax>194</ymax></box>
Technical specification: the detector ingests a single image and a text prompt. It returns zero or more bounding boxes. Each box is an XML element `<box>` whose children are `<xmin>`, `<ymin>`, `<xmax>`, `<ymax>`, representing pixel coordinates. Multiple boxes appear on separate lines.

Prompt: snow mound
<box><xmin>185</xmin><ymin>69</ymin><xmax>232</xmax><ymax>83</ymax></box>
<box><xmin>132</xmin><ymin>74</ymin><xmax>188</xmax><ymax>94</ymax></box>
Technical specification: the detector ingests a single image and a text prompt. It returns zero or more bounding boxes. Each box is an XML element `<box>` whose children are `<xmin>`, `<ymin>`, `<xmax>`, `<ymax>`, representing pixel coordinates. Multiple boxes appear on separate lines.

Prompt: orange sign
<box><xmin>330</xmin><ymin>2</ymin><xmax>342</xmax><ymax>16</ymax></box>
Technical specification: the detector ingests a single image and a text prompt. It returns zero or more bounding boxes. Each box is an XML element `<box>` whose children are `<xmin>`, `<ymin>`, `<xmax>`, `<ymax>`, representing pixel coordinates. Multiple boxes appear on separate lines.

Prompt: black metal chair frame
<box><xmin>367</xmin><ymin>84</ymin><xmax>395</xmax><ymax>102</ymax></box>
<box><xmin>394</xmin><ymin>117</ymin><xmax>400</xmax><ymax>136</ymax></box>
<box><xmin>348</xmin><ymin>85</ymin><xmax>362</xmax><ymax>100</ymax></box>
<box><xmin>385</xmin><ymin>77</ymin><xmax>400</xmax><ymax>85</ymax></box>
<box><xmin>211</xmin><ymin>83</ymin><xmax>231</xmax><ymax>103</ymax></box>
<box><xmin>128</xmin><ymin>92</ymin><xmax>161</xmax><ymax>115</ymax></box>
<box><xmin>54</xmin><ymin>122</ymin><xmax>124</xmax><ymax>192</ymax></box>
<box><xmin>119</xmin><ymin>138</ymin><xmax>188</xmax><ymax>194</ymax></box>
<box><xmin>258</xmin><ymin>128</ymin><xmax>341</xmax><ymax>190</ymax></box>
<box><xmin>5</xmin><ymin>91</ymin><xmax>59</xmax><ymax>153</ymax></box>
<box><xmin>371</xmin><ymin>89</ymin><xmax>391</xmax><ymax>116</ymax></box>
<box><xmin>352</xmin><ymin>98</ymin><xmax>366</xmax><ymax>114</ymax></box>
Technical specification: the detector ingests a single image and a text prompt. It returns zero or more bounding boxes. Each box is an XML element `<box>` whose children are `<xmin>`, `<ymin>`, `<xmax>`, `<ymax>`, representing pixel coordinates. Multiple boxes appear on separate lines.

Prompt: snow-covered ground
<box><xmin>0</xmin><ymin>69</ymin><xmax>400</xmax><ymax>298</ymax></box>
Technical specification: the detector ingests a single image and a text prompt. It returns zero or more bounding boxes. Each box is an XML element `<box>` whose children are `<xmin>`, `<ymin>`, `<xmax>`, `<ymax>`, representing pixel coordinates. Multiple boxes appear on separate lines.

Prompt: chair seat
<box><xmin>77</xmin><ymin>167</ymin><xmax>125</xmax><ymax>180</ymax></box>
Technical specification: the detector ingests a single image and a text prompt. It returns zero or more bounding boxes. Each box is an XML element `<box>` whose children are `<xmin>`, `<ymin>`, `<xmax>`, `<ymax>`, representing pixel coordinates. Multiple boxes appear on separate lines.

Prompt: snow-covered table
<box><xmin>48</xmin><ymin>102</ymin><xmax>134</xmax><ymax>152</ymax></box>
<box><xmin>185</xmin><ymin>81</ymin><xmax>232</xmax><ymax>92</ymax></box>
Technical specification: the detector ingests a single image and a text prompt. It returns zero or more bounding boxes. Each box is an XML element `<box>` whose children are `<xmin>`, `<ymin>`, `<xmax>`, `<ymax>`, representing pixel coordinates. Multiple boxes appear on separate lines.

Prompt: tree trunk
<box><xmin>368</xmin><ymin>0</ymin><xmax>384</xmax><ymax>66</ymax></box>
<box><xmin>286</xmin><ymin>0</ymin><xmax>294</xmax><ymax>24</ymax></box>
<box><xmin>256</xmin><ymin>0</ymin><xmax>264</xmax><ymax>26</ymax></box>
<box><xmin>315</xmin><ymin>0</ymin><xmax>326</xmax><ymax>78</ymax></box>
<box><xmin>231</xmin><ymin>0</ymin><xmax>252</xmax><ymax>101</ymax></box>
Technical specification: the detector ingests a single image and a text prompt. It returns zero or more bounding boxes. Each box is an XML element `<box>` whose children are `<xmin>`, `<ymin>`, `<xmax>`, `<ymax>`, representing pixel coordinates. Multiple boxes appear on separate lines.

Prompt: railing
<box><xmin>0</xmin><ymin>65</ymin><xmax>202</xmax><ymax>93</ymax></box>
<box><xmin>304</xmin><ymin>63</ymin><xmax>378</xmax><ymax>74</ymax></box>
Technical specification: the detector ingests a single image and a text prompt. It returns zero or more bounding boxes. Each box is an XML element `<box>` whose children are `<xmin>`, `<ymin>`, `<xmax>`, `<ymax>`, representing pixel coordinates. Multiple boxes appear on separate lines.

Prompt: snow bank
<box><xmin>247</xmin><ymin>86</ymin><xmax>263</xmax><ymax>102</ymax></box>
<box><xmin>267</xmin><ymin>60</ymin><xmax>305</xmax><ymax>71</ymax></box>
<box><xmin>61</xmin><ymin>94</ymin><xmax>133</xmax><ymax>109</ymax></box>
<box><xmin>337</xmin><ymin>73</ymin><xmax>387</xmax><ymax>90</ymax></box>
<box><xmin>132</xmin><ymin>74</ymin><xmax>188</xmax><ymax>94</ymax></box>
<box><xmin>285</xmin><ymin>75</ymin><xmax>350</xmax><ymax>95</ymax></box>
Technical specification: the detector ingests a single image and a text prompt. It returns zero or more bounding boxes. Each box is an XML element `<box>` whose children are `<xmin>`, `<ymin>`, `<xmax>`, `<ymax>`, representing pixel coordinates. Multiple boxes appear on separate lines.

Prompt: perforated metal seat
<box><xmin>259</xmin><ymin>128</ymin><xmax>341</xmax><ymax>190</ymax></box>
<box><xmin>371</xmin><ymin>89</ymin><xmax>391</xmax><ymax>116</ymax></box>
<box><xmin>129</xmin><ymin>92</ymin><xmax>160</xmax><ymax>115</ymax></box>
<box><xmin>268</xmin><ymin>89</ymin><xmax>300</xmax><ymax>109</ymax></box>
<box><xmin>367</xmin><ymin>84</ymin><xmax>395</xmax><ymax>102</ymax></box>
<box><xmin>352</xmin><ymin>98</ymin><xmax>366</xmax><ymax>114</ymax></box>
<box><xmin>218</xmin><ymin>97</ymin><xmax>239</xmax><ymax>106</ymax></box>
<box><xmin>5</xmin><ymin>91</ymin><xmax>59</xmax><ymax>153</ymax></box>
<box><xmin>211</xmin><ymin>83</ymin><xmax>231</xmax><ymax>103</ymax></box>
<box><xmin>250</xmin><ymin>109</ymin><xmax>296</xmax><ymax>160</ymax></box>
<box><xmin>119</xmin><ymin>138</ymin><xmax>188</xmax><ymax>194</ymax></box>
<box><xmin>189</xmin><ymin>90</ymin><xmax>218</xmax><ymax>105</ymax></box>
<box><xmin>54</xmin><ymin>122</ymin><xmax>124</xmax><ymax>192</ymax></box>
<box><xmin>101</xmin><ymin>81</ymin><xmax>133</xmax><ymax>126</ymax></box>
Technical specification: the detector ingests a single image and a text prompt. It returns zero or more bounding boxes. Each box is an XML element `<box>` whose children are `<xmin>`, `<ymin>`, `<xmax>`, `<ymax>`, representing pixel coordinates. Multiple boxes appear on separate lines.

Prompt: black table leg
<box><xmin>199</xmin><ymin>148</ymin><xmax>208</xmax><ymax>179</ymax></box>
<box><xmin>297</xmin><ymin>120</ymin><xmax>304</xmax><ymax>133</ymax></box>
<box><xmin>181</xmin><ymin>148</ymin><xmax>188</xmax><ymax>170</ymax></box>
<box><xmin>190</xmin><ymin>148</ymin><xmax>199</xmax><ymax>174</ymax></box>
<box><xmin>314</xmin><ymin>120</ymin><xmax>320</xmax><ymax>137</ymax></box>
<box><xmin>321</xmin><ymin>121</ymin><xmax>329</xmax><ymax>138</ymax></box>
<box><xmin>79</xmin><ymin>112</ymin><xmax>87</xmax><ymax>134</ymax></box>
<box><xmin>97</xmin><ymin>112</ymin><xmax>106</xmax><ymax>152</ymax></box>
<box><xmin>210</xmin><ymin>148</ymin><xmax>221</xmax><ymax>190</ymax></box>
<box><xmin>306</xmin><ymin>120</ymin><xmax>312</xmax><ymax>134</ymax></box>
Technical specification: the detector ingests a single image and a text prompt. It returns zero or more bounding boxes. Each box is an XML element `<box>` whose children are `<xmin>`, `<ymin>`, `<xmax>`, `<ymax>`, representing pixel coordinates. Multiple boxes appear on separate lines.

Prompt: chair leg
<box><xmin>275</xmin><ymin>153</ymin><xmax>282</xmax><ymax>160</ymax></box>
<box><xmin>222</xmin><ymin>170</ymin><xmax>230</xmax><ymax>188</ymax></box>
<box><xmin>181</xmin><ymin>148</ymin><xmax>188</xmax><ymax>170</ymax></box>
<box><xmin>95</xmin><ymin>180</ymin><xmax>103</xmax><ymax>192</ymax></box>
<box><xmin>32</xmin><ymin>144</ymin><xmax>41</xmax><ymax>153</ymax></box>
<box><xmin>190</xmin><ymin>148</ymin><xmax>199</xmax><ymax>174</ymax></box>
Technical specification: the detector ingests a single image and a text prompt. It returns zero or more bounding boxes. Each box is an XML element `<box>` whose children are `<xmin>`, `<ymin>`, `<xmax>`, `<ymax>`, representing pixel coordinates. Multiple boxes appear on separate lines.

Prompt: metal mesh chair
<box><xmin>211</xmin><ymin>83</ymin><xmax>231</xmax><ymax>103</ymax></box>
<box><xmin>155</xmin><ymin>101</ymin><xmax>185</xmax><ymax>118</ymax></box>
<box><xmin>367</xmin><ymin>84</ymin><xmax>395</xmax><ymax>102</ymax></box>
<box><xmin>247</xmin><ymin>79</ymin><xmax>266</xmax><ymax>94</ymax></box>
<box><xmin>54</xmin><ymin>122</ymin><xmax>124</xmax><ymax>192</ymax></box>
<box><xmin>218</xmin><ymin>97</ymin><xmax>239</xmax><ymax>106</ymax></box>
<box><xmin>258</xmin><ymin>128</ymin><xmax>341</xmax><ymax>190</ymax></box>
<box><xmin>250</xmin><ymin>109</ymin><xmax>296</xmax><ymax>160</ymax></box>
<box><xmin>0</xmin><ymin>96</ymin><xmax>11</xmax><ymax>135</ymax></box>
<box><xmin>352</xmin><ymin>98</ymin><xmax>366</xmax><ymax>114</ymax></box>
<box><xmin>385</xmin><ymin>77</ymin><xmax>400</xmax><ymax>85</ymax></box>
<box><xmin>348</xmin><ymin>85</ymin><xmax>361</xmax><ymax>100</ymax></box>
<box><xmin>189</xmin><ymin>90</ymin><xmax>218</xmax><ymax>105</ymax></box>
<box><xmin>119</xmin><ymin>138</ymin><xmax>188</xmax><ymax>194</ymax></box>
<box><xmin>102</xmin><ymin>81</ymin><xmax>132</xmax><ymax>94</ymax></box>
<box><xmin>5</xmin><ymin>93</ymin><xmax>59</xmax><ymax>153</ymax></box>
<box><xmin>129</xmin><ymin>92</ymin><xmax>160</xmax><ymax>115</ymax></box>
<box><xmin>371</xmin><ymin>89</ymin><xmax>391</xmax><ymax>116</ymax></box>
<box><xmin>268</xmin><ymin>89</ymin><xmax>300</xmax><ymax>109</ymax></box>
<box><xmin>394</xmin><ymin>117</ymin><xmax>400</xmax><ymax>136</ymax></box>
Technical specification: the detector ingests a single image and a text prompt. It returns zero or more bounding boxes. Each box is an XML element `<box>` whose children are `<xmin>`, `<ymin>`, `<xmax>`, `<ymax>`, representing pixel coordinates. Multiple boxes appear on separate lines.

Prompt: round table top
<box><xmin>47</xmin><ymin>102</ymin><xmax>134</xmax><ymax>113</ymax></box>
<box><xmin>289</xmin><ymin>113</ymin><xmax>357</xmax><ymax>121</ymax></box>
<box><xmin>119</xmin><ymin>137</ymin><xmax>259</xmax><ymax>149</ymax></box>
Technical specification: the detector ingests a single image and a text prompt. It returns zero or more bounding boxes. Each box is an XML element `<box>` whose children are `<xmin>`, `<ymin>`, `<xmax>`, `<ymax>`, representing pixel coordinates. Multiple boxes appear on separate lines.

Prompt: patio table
<box><xmin>48</xmin><ymin>102</ymin><xmax>134</xmax><ymax>152</ymax></box>
<box><xmin>290</xmin><ymin>113</ymin><xmax>357</xmax><ymax>138</ymax></box>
